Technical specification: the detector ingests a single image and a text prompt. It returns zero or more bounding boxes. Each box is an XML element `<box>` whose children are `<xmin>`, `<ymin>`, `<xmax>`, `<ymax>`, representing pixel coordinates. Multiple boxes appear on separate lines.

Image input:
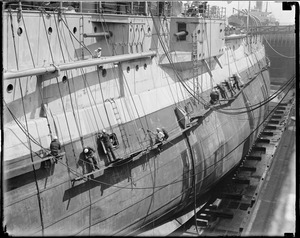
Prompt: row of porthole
<box><xmin>127</xmin><ymin>63</ymin><xmax>147</xmax><ymax>73</ymax></box>
<box><xmin>17</xmin><ymin>25</ymin><xmax>209</xmax><ymax>37</ymax></box>
<box><xmin>16</xmin><ymin>26</ymin><xmax>77</xmax><ymax>36</ymax></box>
<box><xmin>16</xmin><ymin>26</ymin><xmax>54</xmax><ymax>36</ymax></box>
<box><xmin>6</xmin><ymin>63</ymin><xmax>148</xmax><ymax>93</ymax></box>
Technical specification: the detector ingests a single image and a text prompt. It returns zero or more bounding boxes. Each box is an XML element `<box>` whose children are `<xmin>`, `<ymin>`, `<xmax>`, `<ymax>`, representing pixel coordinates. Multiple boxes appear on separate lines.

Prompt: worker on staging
<box><xmin>232</xmin><ymin>74</ymin><xmax>241</xmax><ymax>90</ymax></box>
<box><xmin>155</xmin><ymin>127</ymin><xmax>169</xmax><ymax>152</ymax></box>
<box><xmin>224</xmin><ymin>79</ymin><xmax>235</xmax><ymax>97</ymax></box>
<box><xmin>95</xmin><ymin>47</ymin><xmax>102</xmax><ymax>58</ymax></box>
<box><xmin>50</xmin><ymin>135</ymin><xmax>61</xmax><ymax>163</ymax></box>
<box><xmin>83</xmin><ymin>146</ymin><xmax>99</xmax><ymax>171</ymax></box>
<box><xmin>99</xmin><ymin>129</ymin><xmax>117</xmax><ymax>164</ymax></box>
<box><xmin>216</xmin><ymin>84</ymin><xmax>227</xmax><ymax>99</ymax></box>
<box><xmin>155</xmin><ymin>128</ymin><xmax>169</xmax><ymax>143</ymax></box>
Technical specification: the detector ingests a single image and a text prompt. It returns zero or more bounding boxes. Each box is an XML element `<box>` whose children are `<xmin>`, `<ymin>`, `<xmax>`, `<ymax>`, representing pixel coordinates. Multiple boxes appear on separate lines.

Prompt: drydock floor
<box><xmin>168</xmin><ymin>88</ymin><xmax>296</xmax><ymax>237</ymax></box>
<box><xmin>242</xmin><ymin>101</ymin><xmax>296</xmax><ymax>236</ymax></box>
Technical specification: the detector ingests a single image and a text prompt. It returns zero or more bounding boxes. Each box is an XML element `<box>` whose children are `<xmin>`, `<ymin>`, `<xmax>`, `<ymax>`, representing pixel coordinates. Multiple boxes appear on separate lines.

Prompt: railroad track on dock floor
<box><xmin>171</xmin><ymin>92</ymin><xmax>295</xmax><ymax>237</ymax></box>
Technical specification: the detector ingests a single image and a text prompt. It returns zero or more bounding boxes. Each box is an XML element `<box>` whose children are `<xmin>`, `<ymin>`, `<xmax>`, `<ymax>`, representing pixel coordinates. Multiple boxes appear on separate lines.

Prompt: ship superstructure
<box><xmin>3</xmin><ymin>1</ymin><xmax>270</xmax><ymax>236</ymax></box>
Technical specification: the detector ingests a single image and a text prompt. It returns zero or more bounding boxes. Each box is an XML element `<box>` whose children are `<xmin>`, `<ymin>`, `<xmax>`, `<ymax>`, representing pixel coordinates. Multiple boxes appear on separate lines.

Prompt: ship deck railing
<box><xmin>4</xmin><ymin>1</ymin><xmax>226</xmax><ymax>20</ymax></box>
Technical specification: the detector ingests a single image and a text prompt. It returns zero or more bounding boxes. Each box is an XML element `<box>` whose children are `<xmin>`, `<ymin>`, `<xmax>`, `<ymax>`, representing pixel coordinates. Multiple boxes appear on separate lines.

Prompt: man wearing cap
<box><xmin>83</xmin><ymin>146</ymin><xmax>99</xmax><ymax>171</ymax></box>
<box><xmin>99</xmin><ymin>129</ymin><xmax>117</xmax><ymax>164</ymax></box>
<box><xmin>49</xmin><ymin>136</ymin><xmax>61</xmax><ymax>164</ymax></box>
<box><xmin>95</xmin><ymin>47</ymin><xmax>102</xmax><ymax>58</ymax></box>
<box><xmin>155</xmin><ymin>128</ymin><xmax>169</xmax><ymax>152</ymax></box>
<box><xmin>50</xmin><ymin>136</ymin><xmax>61</xmax><ymax>157</ymax></box>
<box><xmin>232</xmin><ymin>74</ymin><xmax>241</xmax><ymax>90</ymax></box>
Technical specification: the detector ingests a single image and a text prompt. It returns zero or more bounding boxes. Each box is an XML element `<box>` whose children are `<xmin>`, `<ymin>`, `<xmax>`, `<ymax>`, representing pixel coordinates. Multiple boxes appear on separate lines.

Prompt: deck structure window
<box><xmin>177</xmin><ymin>22</ymin><xmax>187</xmax><ymax>41</ymax></box>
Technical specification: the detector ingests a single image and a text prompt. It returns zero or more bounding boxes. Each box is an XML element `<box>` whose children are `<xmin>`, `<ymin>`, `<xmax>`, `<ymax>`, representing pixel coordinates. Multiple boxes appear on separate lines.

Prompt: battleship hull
<box><xmin>3</xmin><ymin>2</ymin><xmax>270</xmax><ymax>236</ymax></box>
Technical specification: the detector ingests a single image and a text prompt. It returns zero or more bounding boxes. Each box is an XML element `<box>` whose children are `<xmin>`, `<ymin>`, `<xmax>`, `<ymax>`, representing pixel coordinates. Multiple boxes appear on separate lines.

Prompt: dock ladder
<box><xmin>106</xmin><ymin>98</ymin><xmax>130</xmax><ymax>151</ymax></box>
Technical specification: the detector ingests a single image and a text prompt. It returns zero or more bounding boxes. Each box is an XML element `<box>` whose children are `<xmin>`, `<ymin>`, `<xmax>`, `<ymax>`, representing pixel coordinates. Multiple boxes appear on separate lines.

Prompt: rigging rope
<box><xmin>219</xmin><ymin>74</ymin><xmax>294</xmax><ymax>111</ymax></box>
<box><xmin>53</xmin><ymin>13</ymin><xmax>84</xmax><ymax>147</ymax></box>
<box><xmin>155</xmin><ymin>16</ymin><xmax>185</xmax><ymax>105</ymax></box>
<box><xmin>7</xmin><ymin>13</ymin><xmax>296</xmax><ymax>189</ymax></box>
<box><xmin>60</xmin><ymin>16</ymin><xmax>93</xmax><ymax>56</ymax></box>
<box><xmin>150</xmin><ymin>10</ymin><xmax>210</xmax><ymax>107</ymax></box>
<box><xmin>6</xmin><ymin>6</ymin><xmax>295</xmax><ymax>192</ymax></box>
<box><xmin>8</xmin><ymin>8</ymin><xmax>45</xmax><ymax>234</ymax></box>
<box><xmin>6</xmin><ymin>71</ymin><xmax>295</xmax><ymax>191</ymax></box>
<box><xmin>99</xmin><ymin>11</ymin><xmax>154</xmax><ymax>150</ymax></box>
<box><xmin>62</xmin><ymin>79</ymin><xmax>295</xmax><ymax>190</ymax></box>
<box><xmin>63</xmin><ymin>14</ymin><xmax>104</xmax><ymax>131</ymax></box>
<box><xmin>148</xmin><ymin>17</ymin><xmax>182</xmax><ymax>106</ymax></box>
<box><xmin>21</xmin><ymin>13</ymin><xmax>54</xmax><ymax>139</ymax></box>
<box><xmin>96</xmin><ymin>68</ymin><xmax>114</xmax><ymax>133</ymax></box>
<box><xmin>41</xmin><ymin>10</ymin><xmax>78</xmax><ymax>164</ymax></box>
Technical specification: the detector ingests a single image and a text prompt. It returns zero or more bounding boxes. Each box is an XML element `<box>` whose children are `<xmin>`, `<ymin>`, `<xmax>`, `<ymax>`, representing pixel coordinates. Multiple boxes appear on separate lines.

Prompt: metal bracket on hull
<box><xmin>201</xmin><ymin>59</ymin><xmax>213</xmax><ymax>78</ymax></box>
<box><xmin>213</xmin><ymin>56</ymin><xmax>223</xmax><ymax>69</ymax></box>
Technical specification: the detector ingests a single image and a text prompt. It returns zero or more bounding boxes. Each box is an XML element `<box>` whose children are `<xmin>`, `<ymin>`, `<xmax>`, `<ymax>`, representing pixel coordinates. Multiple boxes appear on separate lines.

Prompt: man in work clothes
<box><xmin>147</xmin><ymin>128</ymin><xmax>169</xmax><ymax>152</ymax></box>
<box><xmin>216</xmin><ymin>84</ymin><xmax>227</xmax><ymax>99</ymax></box>
<box><xmin>83</xmin><ymin>146</ymin><xmax>99</xmax><ymax>171</ymax></box>
<box><xmin>232</xmin><ymin>74</ymin><xmax>241</xmax><ymax>90</ymax></box>
<box><xmin>99</xmin><ymin>129</ymin><xmax>117</xmax><ymax>164</ymax></box>
<box><xmin>50</xmin><ymin>136</ymin><xmax>61</xmax><ymax>163</ymax></box>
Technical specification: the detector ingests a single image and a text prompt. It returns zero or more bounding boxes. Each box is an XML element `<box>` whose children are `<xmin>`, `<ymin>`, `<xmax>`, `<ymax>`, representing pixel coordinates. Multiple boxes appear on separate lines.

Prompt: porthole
<box><xmin>102</xmin><ymin>69</ymin><xmax>107</xmax><ymax>77</ymax></box>
<box><xmin>48</xmin><ymin>27</ymin><xmax>53</xmax><ymax>35</ymax></box>
<box><xmin>94</xmin><ymin>27</ymin><xmax>97</xmax><ymax>33</ymax></box>
<box><xmin>127</xmin><ymin>66</ymin><xmax>130</xmax><ymax>73</ymax></box>
<box><xmin>17</xmin><ymin>27</ymin><xmax>23</xmax><ymax>36</ymax></box>
<box><xmin>73</xmin><ymin>27</ymin><xmax>77</xmax><ymax>34</ymax></box>
<box><xmin>62</xmin><ymin>75</ymin><xmax>68</xmax><ymax>83</ymax></box>
<box><xmin>198</xmin><ymin>30</ymin><xmax>200</xmax><ymax>34</ymax></box>
<box><xmin>144</xmin><ymin>63</ymin><xmax>147</xmax><ymax>69</ymax></box>
<box><xmin>136</xmin><ymin>65</ymin><xmax>139</xmax><ymax>71</ymax></box>
<box><xmin>7</xmin><ymin>84</ymin><xmax>13</xmax><ymax>93</ymax></box>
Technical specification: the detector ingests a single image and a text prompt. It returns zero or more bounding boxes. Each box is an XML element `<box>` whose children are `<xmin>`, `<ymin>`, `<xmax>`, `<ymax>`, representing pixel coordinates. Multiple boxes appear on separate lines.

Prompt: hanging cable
<box><xmin>65</xmin><ymin>79</ymin><xmax>295</xmax><ymax>190</ymax></box>
<box><xmin>219</xmin><ymin>75</ymin><xmax>295</xmax><ymax>111</ymax></box>
<box><xmin>53</xmin><ymin>13</ymin><xmax>84</xmax><ymax>147</ymax></box>
<box><xmin>8</xmin><ymin>8</ymin><xmax>45</xmax><ymax>235</ymax></box>
<box><xmin>60</xmin><ymin>17</ymin><xmax>93</xmax><ymax>56</ymax></box>
<box><xmin>63</xmin><ymin>14</ymin><xmax>105</xmax><ymax>131</ymax></box>
<box><xmin>99</xmin><ymin>12</ymin><xmax>153</xmax><ymax>149</ymax></box>
<box><xmin>21</xmin><ymin>13</ymin><xmax>54</xmax><ymax>139</ymax></box>
<box><xmin>41</xmin><ymin>9</ymin><xmax>78</xmax><ymax>163</ymax></box>
<box><xmin>216</xmin><ymin>78</ymin><xmax>294</xmax><ymax>115</ymax></box>
<box><xmin>7</xmin><ymin>76</ymin><xmax>295</xmax><ymax>192</ymax></box>
<box><xmin>150</xmin><ymin>10</ymin><xmax>210</xmax><ymax>107</ymax></box>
